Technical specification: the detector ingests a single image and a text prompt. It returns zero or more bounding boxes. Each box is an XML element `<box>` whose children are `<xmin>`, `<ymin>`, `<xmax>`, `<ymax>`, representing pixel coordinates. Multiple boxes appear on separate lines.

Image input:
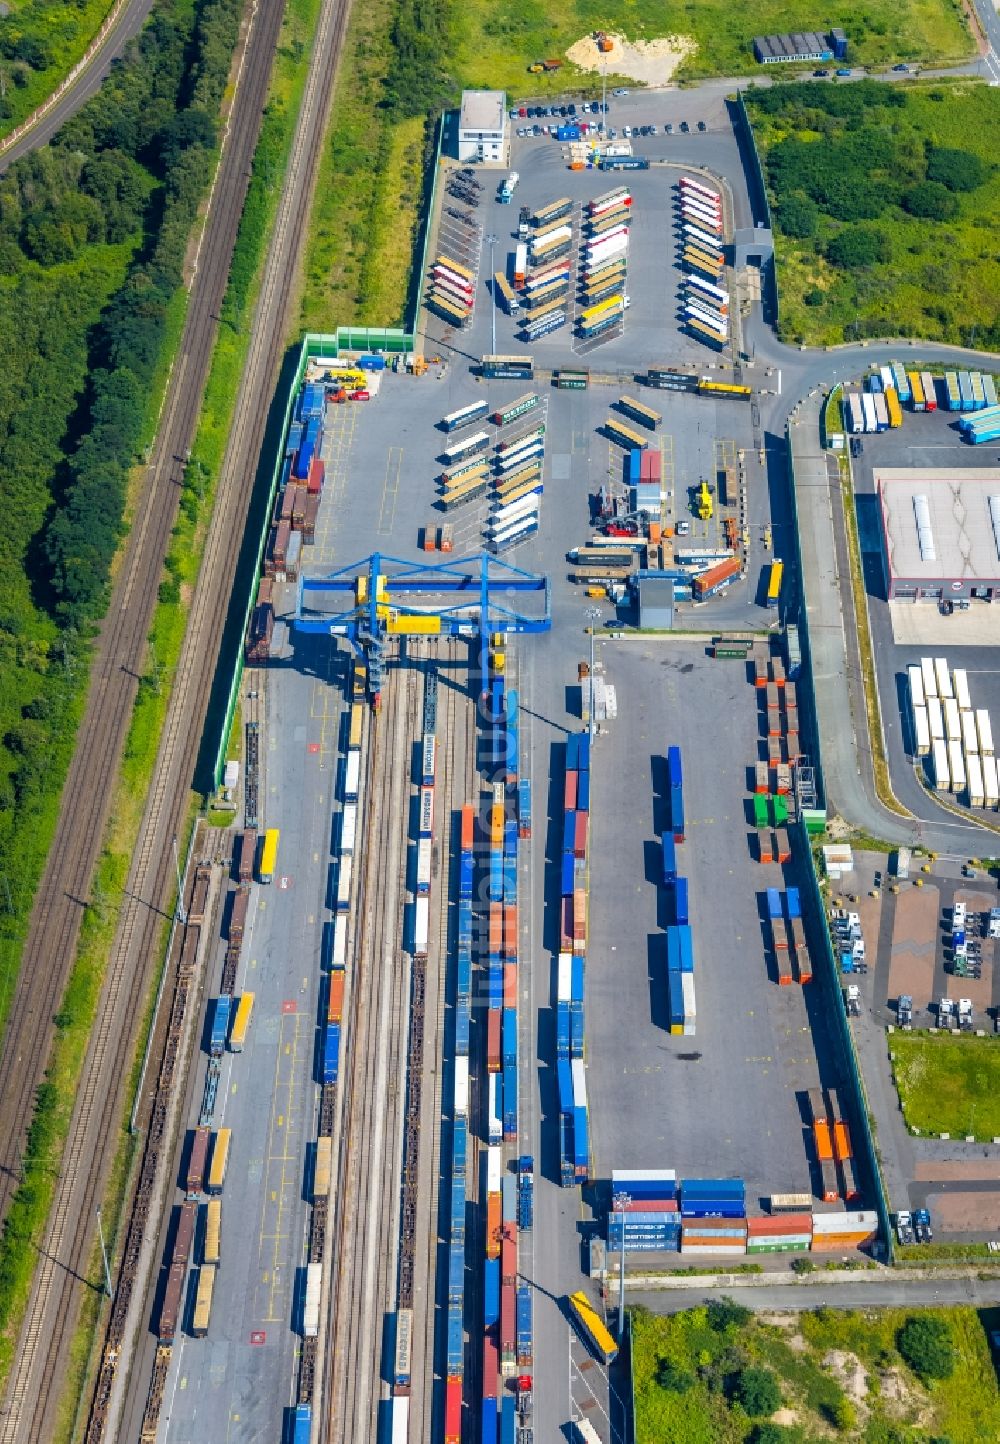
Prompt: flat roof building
<box><xmin>637</xmin><ymin>577</ymin><xmax>675</xmax><ymax>629</ymax></box>
<box><xmin>877</xmin><ymin>467</ymin><xmax>1000</xmax><ymax>602</ymax></box>
<box><xmin>457</xmin><ymin>90</ymin><xmax>507</xmax><ymax>163</ymax></box>
<box><xmin>754</xmin><ymin>32</ymin><xmax>834</xmax><ymax>63</ymax></box>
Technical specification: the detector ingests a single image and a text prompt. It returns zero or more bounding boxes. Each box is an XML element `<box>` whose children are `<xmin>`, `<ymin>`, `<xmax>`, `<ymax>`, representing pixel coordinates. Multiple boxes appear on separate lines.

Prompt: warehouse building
<box><xmin>877</xmin><ymin>467</ymin><xmax>1000</xmax><ymax>602</ymax></box>
<box><xmin>753</xmin><ymin>32</ymin><xmax>834</xmax><ymax>63</ymax></box>
<box><xmin>456</xmin><ymin>90</ymin><xmax>508</xmax><ymax>163</ymax></box>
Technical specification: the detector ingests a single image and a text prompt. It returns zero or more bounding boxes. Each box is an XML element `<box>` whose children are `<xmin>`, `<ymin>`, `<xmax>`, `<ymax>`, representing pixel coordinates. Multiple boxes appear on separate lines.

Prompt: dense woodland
<box><xmin>0</xmin><ymin>0</ymin><xmax>242</xmax><ymax>1010</ymax></box>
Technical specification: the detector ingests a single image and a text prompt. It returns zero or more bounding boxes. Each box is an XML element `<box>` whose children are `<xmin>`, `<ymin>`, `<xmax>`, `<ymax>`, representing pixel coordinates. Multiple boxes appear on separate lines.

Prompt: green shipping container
<box><xmin>772</xmin><ymin>794</ymin><xmax>789</xmax><ymax>826</ymax></box>
<box><xmin>803</xmin><ymin>808</ymin><xmax>827</xmax><ymax>835</ymax></box>
<box><xmin>746</xmin><ymin>1240</ymin><xmax>810</xmax><ymax>1253</ymax></box>
<box><xmin>753</xmin><ymin>794</ymin><xmax>769</xmax><ymax>828</ymax></box>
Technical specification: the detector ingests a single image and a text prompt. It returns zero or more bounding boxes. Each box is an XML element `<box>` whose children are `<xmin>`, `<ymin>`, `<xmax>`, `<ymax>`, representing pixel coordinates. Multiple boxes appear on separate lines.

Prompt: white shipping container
<box><xmin>572</xmin><ymin>1057</ymin><xmax>588</xmax><ymax>1110</ymax></box>
<box><xmin>487</xmin><ymin>1144</ymin><xmax>502</xmax><ymax>1195</ymax></box>
<box><xmin>920</xmin><ymin>656</ymin><xmax>937</xmax><ymax>699</ymax></box>
<box><xmin>932</xmin><ymin>738</ymin><xmax>950</xmax><ymax>790</ymax></box>
<box><xmin>977</xmin><ymin>709</ymin><xmax>994</xmax><ymax>756</ymax></box>
<box><xmin>862</xmin><ymin>393</ymin><xmax>878</xmax><ymax>433</ymax></box>
<box><xmin>344</xmin><ymin>749</ymin><xmax>361</xmax><ymax>801</ymax></box>
<box><xmin>558</xmin><ymin>952</ymin><xmax>573</xmax><ymax>1002</ymax></box>
<box><xmin>391</xmin><ymin>1398</ymin><xmax>410</xmax><ymax>1444</ymax></box>
<box><xmin>926</xmin><ymin>695</ymin><xmax>945</xmax><ymax>741</ymax></box>
<box><xmin>944</xmin><ymin>697</ymin><xmax>962</xmax><ymax>743</ymax></box>
<box><xmin>454</xmin><ymin>1055</ymin><xmax>469</xmax><ymax>1117</ymax></box>
<box><xmin>612</xmin><ymin>1168</ymin><xmax>677</xmax><ymax>1183</ymax></box>
<box><xmin>490</xmin><ymin>494</ymin><xmax>540</xmax><ymax>532</ymax></box>
<box><xmin>303</xmin><ymin>1262</ymin><xmax>322</xmax><ymax>1337</ymax></box>
<box><xmin>983</xmin><ymin>754</ymin><xmax>999</xmax><ymax>807</ymax></box>
<box><xmin>336</xmin><ymin>856</ymin><xmax>353</xmax><ymax>910</ymax></box>
<box><xmin>413</xmin><ymin>896</ymin><xmax>429</xmax><ymax>957</ymax></box>
<box><xmin>419</xmin><ymin>785</ymin><xmax>434</xmax><ymax>837</ymax></box>
<box><xmin>416</xmin><ymin>837</ymin><xmax>432</xmax><ymax>894</ymax></box>
<box><xmin>962</xmin><ymin>710</ymin><xmax>979</xmax><ymax>756</ymax></box>
<box><xmin>913</xmin><ymin>705</ymin><xmax>930</xmax><ymax>757</ymax></box>
<box><xmin>332</xmin><ymin>918</ymin><xmax>348</xmax><ymax>969</ymax></box>
<box><xmin>948</xmin><ymin>738</ymin><xmax>966</xmax><ymax>794</ymax></box>
<box><xmin>530</xmin><ymin>224</ymin><xmax>571</xmax><ymax>253</ymax></box>
<box><xmin>907</xmin><ymin>663</ymin><xmax>925</xmax><ymax>710</ymax></box>
<box><xmin>488</xmin><ymin>1073</ymin><xmax>501</xmax><ymax>1144</ymax></box>
<box><xmin>934</xmin><ymin>657</ymin><xmax>953</xmax><ymax>699</ymax></box>
<box><xmin>680</xmin><ymin>1243</ymin><xmax>746</xmax><ymax>1255</ymax></box>
<box><xmin>681</xmin><ymin>971</ymin><xmax>696</xmax><ymax>1019</ymax></box>
<box><xmin>953</xmin><ymin>667</ymin><xmax>972</xmax><ymax>712</ymax></box>
<box><xmin>967</xmin><ymin>752</ymin><xmax>985</xmax><ymax>807</ymax></box>
<box><xmin>811</xmin><ymin>1209</ymin><xmax>877</xmax><ymax>1234</ymax></box>
<box><xmin>340</xmin><ymin>802</ymin><xmax>357</xmax><ymax>855</ymax></box>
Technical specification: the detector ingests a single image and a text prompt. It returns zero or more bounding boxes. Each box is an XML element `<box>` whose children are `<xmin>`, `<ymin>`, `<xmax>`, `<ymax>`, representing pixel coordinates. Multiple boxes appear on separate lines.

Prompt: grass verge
<box><xmin>840</xmin><ymin>480</ymin><xmax>910</xmax><ymax>819</ymax></box>
<box><xmin>632</xmin><ymin>1300</ymin><xmax>1000</xmax><ymax>1443</ymax></box>
<box><xmin>0</xmin><ymin>0</ymin><xmax>118</xmax><ymax>141</ymax></box>
<box><xmin>888</xmin><ymin>1030</ymin><xmax>1000</xmax><ymax>1139</ymax></box>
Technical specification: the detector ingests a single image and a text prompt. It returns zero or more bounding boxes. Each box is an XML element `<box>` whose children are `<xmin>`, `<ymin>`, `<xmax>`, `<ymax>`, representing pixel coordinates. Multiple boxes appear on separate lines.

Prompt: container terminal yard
<box><xmin>33</xmin><ymin>74</ymin><xmax>998</xmax><ymax>1444</ymax></box>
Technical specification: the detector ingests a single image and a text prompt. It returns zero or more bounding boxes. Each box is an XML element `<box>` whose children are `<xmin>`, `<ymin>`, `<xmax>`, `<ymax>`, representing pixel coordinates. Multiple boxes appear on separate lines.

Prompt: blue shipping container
<box><xmin>455</xmin><ymin>1001</ymin><xmax>470</xmax><ymax>1057</ymax></box>
<box><xmin>766</xmin><ymin>887</ymin><xmax>782</xmax><ymax>920</ymax></box>
<box><xmin>567</xmin><ymin>733</ymin><xmax>581</xmax><ymax>770</ymax></box>
<box><xmin>578</xmin><ymin>733</ymin><xmax>591</xmax><ymax>772</ymax></box>
<box><xmin>556</xmin><ymin>1002</ymin><xmax>571</xmax><ymax>1058</ymax></box>
<box><xmin>484</xmin><ymin>1256</ymin><xmax>500</xmax><ymax>1326</ymax></box>
<box><xmin>285</xmin><ymin>421</ymin><xmax>303</xmax><ymax>455</ymax></box>
<box><xmin>667</xmin><ymin>745</ymin><xmax>683</xmax><ymax>790</ymax></box>
<box><xmin>678</xmin><ymin>926</ymin><xmax>694</xmax><ymax>973</ymax></box>
<box><xmin>459</xmin><ymin>853</ymin><xmax>474</xmax><ymax>898</ymax></box>
<box><xmin>503</xmin><ymin>1064</ymin><xmax>518</xmax><ymax>1139</ymax></box>
<box><xmin>322</xmin><ymin>1023</ymin><xmax>340</xmax><ymax>1084</ymax></box>
<box><xmin>563</xmin><ymin>809</ymin><xmax>576</xmax><ymax>855</ymax></box>
<box><xmin>668</xmin><ymin>969</ymin><xmax>686</xmax><ymax>1025</ymax></box>
<box><xmin>572</xmin><ymin>1106</ymin><xmax>589</xmax><ymax>1171</ymax></box>
<box><xmin>293</xmin><ymin>1404</ymin><xmax>312</xmax><ymax>1444</ymax></box>
<box><xmin>671</xmin><ymin>784</ymin><xmax>685</xmax><ymax>842</ymax></box>
<box><xmin>561</xmin><ymin>852</ymin><xmax>575</xmax><ymax>896</ymax></box>
<box><xmin>558</xmin><ymin>1057</ymin><xmax>574</xmax><ymax>1115</ymax></box>
<box><xmin>358</xmin><ymin>353</ymin><xmax>386</xmax><ymax>370</ymax></box>
<box><xmin>577</xmin><ymin>769</ymin><xmax>591</xmax><ymax>812</ymax></box>
<box><xmin>571</xmin><ymin>955</ymin><xmax>585</xmax><ymax>1003</ymax></box>
<box><xmin>628</xmin><ymin>448</ymin><xmax>641</xmax><ymax>485</ymax></box>
<box><xmin>501</xmin><ymin>1394</ymin><xmax>517</xmax><ymax>1444</ymax></box>
<box><xmin>502</xmin><ymin>1007</ymin><xmax>518</xmax><ymax>1067</ymax></box>
<box><xmin>519</xmin><ymin>1174</ymin><xmax>534</xmax><ymax>1230</ymax></box>
<box><xmin>787</xmin><ymin>886</ymin><xmax>801</xmax><ymax>919</ymax></box>
<box><xmin>518</xmin><ymin>778</ymin><xmax>532</xmax><ymax>834</ymax></box>
<box><xmin>661</xmin><ymin>832</ymin><xmax>677</xmax><ymax>885</ymax></box>
<box><xmin>210</xmin><ymin>996</ymin><xmax>231</xmax><ymax>1056</ymax></box>
<box><xmin>447</xmin><ymin>1302</ymin><xmax>464</xmax><ymax>1374</ymax></box>
<box><xmin>682</xmin><ymin>1178</ymin><xmax>746</xmax><ymax>1196</ymax></box>
<box><xmin>675</xmin><ymin>876</ymin><xmax>689</xmax><ymax>926</ymax></box>
<box><xmin>481</xmin><ymin>1398</ymin><xmax>498</xmax><ymax>1444</ymax></box>
<box><xmin>457</xmin><ymin>948</ymin><xmax>472</xmax><ymax>1000</ymax></box>
<box><xmin>453</xmin><ymin>1116</ymin><xmax>467</xmax><ymax>1178</ymax></box>
<box><xmin>570</xmin><ymin>1004</ymin><xmax>584</xmax><ymax>1060</ymax></box>
<box><xmin>448</xmin><ymin>1241</ymin><xmax>464</xmax><ymax>1301</ymax></box>
<box><xmin>452</xmin><ymin>1178</ymin><xmax>466</xmax><ymax>1237</ymax></box>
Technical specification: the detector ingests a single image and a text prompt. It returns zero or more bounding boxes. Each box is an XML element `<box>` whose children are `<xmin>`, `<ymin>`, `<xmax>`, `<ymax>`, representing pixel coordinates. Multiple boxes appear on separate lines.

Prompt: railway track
<box><xmin>0</xmin><ymin>0</ymin><xmax>354</xmax><ymax>1432</ymax></box>
<box><xmin>326</xmin><ymin>645</ymin><xmax>419</xmax><ymax>1441</ymax></box>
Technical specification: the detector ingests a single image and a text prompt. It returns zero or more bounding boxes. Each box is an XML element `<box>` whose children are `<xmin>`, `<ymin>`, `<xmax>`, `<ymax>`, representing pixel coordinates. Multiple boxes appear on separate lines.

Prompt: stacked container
<box><xmin>607</xmin><ymin>1169</ymin><xmax>680</xmax><ymax>1252</ymax></box>
<box><xmin>746</xmin><ymin>1213</ymin><xmax>812</xmax><ymax>1253</ymax></box>
<box><xmin>810</xmin><ymin>1210</ymin><xmax>878</xmax><ymax>1251</ymax></box>
<box><xmin>557</xmin><ymin>732</ymin><xmax>591</xmax><ymax>1185</ymax></box>
<box><xmin>680</xmin><ymin>1178</ymin><xmax>747</xmax><ymax>1254</ymax></box>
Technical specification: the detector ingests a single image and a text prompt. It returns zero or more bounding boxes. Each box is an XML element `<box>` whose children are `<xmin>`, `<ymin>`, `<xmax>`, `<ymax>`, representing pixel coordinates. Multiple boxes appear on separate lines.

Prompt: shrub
<box><xmin>897</xmin><ymin>1314</ymin><xmax>956</xmax><ymax>1382</ymax></box>
<box><xmin>926</xmin><ymin>147</ymin><xmax>990</xmax><ymax>192</ymax></box>
<box><xmin>777</xmin><ymin>192</ymin><xmax>818</xmax><ymax>238</ymax></box>
<box><xmin>734</xmin><ymin>1365</ymin><xmax>782</xmax><ymax>1416</ymax></box>
<box><xmin>707</xmin><ymin>1297</ymin><xmax>753</xmax><ymax>1331</ymax></box>
<box><xmin>902</xmin><ymin>181</ymin><xmax>959</xmax><ymax>220</ymax></box>
<box><xmin>656</xmin><ymin>1359</ymin><xmax>695</xmax><ymax>1392</ymax></box>
<box><xmin>751</xmin><ymin>1425</ymin><xmax>796</xmax><ymax>1444</ymax></box>
<box><xmin>826</xmin><ymin>226</ymin><xmax>891</xmax><ymax>269</ymax></box>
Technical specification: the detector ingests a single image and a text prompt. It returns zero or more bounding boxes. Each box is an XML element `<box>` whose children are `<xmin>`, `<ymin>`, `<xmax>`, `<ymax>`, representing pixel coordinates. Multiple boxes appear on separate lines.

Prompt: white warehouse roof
<box><xmin>878</xmin><ymin>468</ymin><xmax>1000</xmax><ymax>581</ymax></box>
<box><xmin>459</xmin><ymin>90</ymin><xmax>506</xmax><ymax>134</ymax></box>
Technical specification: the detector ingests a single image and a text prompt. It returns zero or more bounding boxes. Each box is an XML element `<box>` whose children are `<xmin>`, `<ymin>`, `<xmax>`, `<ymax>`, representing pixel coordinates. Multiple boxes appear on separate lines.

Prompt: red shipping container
<box><xmin>501</xmin><ymin>1221</ymin><xmax>517</xmax><ymax>1282</ymax></box>
<box><xmin>758</xmin><ymin>834</ymin><xmax>774</xmax><ymax>865</ymax></box>
<box><xmin>264</xmin><ymin>524</ymin><xmax>280</xmax><ymax>577</ymax></box>
<box><xmin>482</xmin><ymin>1333</ymin><xmax>499</xmax><ymax>1398</ymax></box>
<box><xmin>302</xmin><ymin>490</ymin><xmax>320</xmax><ymax>542</ymax></box>
<box><xmin>487</xmin><ymin>1009</ymin><xmax>501</xmax><ymax>1072</ymax></box>
<box><xmin>503</xmin><ymin>904</ymin><xmax>518</xmax><ymax>959</ymax></box>
<box><xmin>274</xmin><ymin>520</ymin><xmax>290</xmax><ymax>565</ymax></box>
<box><xmin>307</xmin><ymin>456</ymin><xmax>325</xmax><ymax>495</ymax></box>
<box><xmin>500</xmin><ymin>1280</ymin><xmax>516</xmax><ymax>1355</ymax></box>
<box><xmin>229</xmin><ymin>888</ymin><xmax>249</xmax><ymax>942</ymax></box>
<box><xmin>572</xmin><ymin>889</ymin><xmax>587</xmax><ymax>940</ymax></box>
<box><xmin>624</xmin><ymin>1197</ymin><xmax>677</xmax><ymax>1212</ymax></box>
<box><xmin>291</xmin><ymin>484</ymin><xmax>307</xmax><ymax>527</ymax></box>
<box><xmin>693</xmin><ymin>556</ymin><xmax>740</xmax><ymax>599</ymax></box>
<box><xmin>256</xmin><ymin>576</ymin><xmax>274</xmax><ymax>607</ymax></box>
<box><xmin>560</xmin><ymin>897</ymin><xmax>574</xmax><ymax>952</ymax></box>
<box><xmin>747</xmin><ymin>1213</ymin><xmax>811</xmax><ymax>1236</ymax></box>
<box><xmin>460</xmin><ymin>805</ymin><xmax>475</xmax><ymax>852</ymax></box>
<box><xmin>489</xmin><ymin>903</ymin><xmax>503</xmax><ymax>954</ymax></box>
<box><xmin>643</xmin><ymin>450</ymin><xmax>662</xmax><ymax>482</ymax></box>
<box><xmin>504</xmin><ymin>962</ymin><xmax>517</xmax><ymax>1010</ymax></box>
<box><xmin>754</xmin><ymin>656</ymin><xmax>768</xmax><ymax>687</ymax></box>
<box><xmin>280</xmin><ymin>485</ymin><xmax>295</xmax><ymax>522</ymax></box>
<box><xmin>776</xmin><ymin>951</ymin><xmax>793</xmax><ymax>985</ymax></box>
<box><xmin>445</xmin><ymin>1378</ymin><xmax>463</xmax><ymax>1442</ymax></box>
<box><xmin>564</xmin><ymin>769</ymin><xmax>578</xmax><ymax>810</ymax></box>
<box><xmin>573</xmin><ymin>812</ymin><xmax>588</xmax><ymax>859</ymax></box>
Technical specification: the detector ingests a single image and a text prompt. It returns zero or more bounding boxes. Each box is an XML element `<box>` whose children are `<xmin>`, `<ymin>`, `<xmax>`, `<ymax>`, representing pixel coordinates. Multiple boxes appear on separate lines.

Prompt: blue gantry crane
<box><xmin>293</xmin><ymin>551</ymin><xmax>550</xmax><ymax>700</ymax></box>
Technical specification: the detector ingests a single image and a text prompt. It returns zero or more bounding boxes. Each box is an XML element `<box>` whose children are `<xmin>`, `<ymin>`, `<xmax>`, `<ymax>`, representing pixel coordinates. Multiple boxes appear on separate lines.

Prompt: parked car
<box><xmin>679</xmin><ymin>120</ymin><xmax>690</xmax><ymax>132</ymax></box>
<box><xmin>697</xmin><ymin>120</ymin><xmax>707</xmax><ymax>131</ymax></box>
<box><xmin>623</xmin><ymin>125</ymin><xmax>632</xmax><ymax>137</ymax></box>
<box><xmin>836</xmin><ymin>67</ymin><xmax>852</xmax><ymax>76</ymax></box>
<box><xmin>666</xmin><ymin>122</ymin><xmax>674</xmax><ymax>133</ymax></box>
<box><xmin>612</xmin><ymin>87</ymin><xmax>629</xmax><ymax>96</ymax></box>
<box><xmin>892</xmin><ymin>63</ymin><xmax>909</xmax><ymax>71</ymax></box>
<box><xmin>813</xmin><ymin>68</ymin><xmax>829</xmax><ymax>76</ymax></box>
<box><xmin>676</xmin><ymin>519</ymin><xmax>691</xmax><ymax>536</ymax></box>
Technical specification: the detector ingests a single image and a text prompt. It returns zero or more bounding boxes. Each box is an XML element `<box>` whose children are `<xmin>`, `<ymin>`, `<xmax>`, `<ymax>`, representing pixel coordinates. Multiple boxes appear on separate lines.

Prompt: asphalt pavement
<box><xmin>631</xmin><ymin>1271</ymin><xmax>1000</xmax><ymax>1312</ymax></box>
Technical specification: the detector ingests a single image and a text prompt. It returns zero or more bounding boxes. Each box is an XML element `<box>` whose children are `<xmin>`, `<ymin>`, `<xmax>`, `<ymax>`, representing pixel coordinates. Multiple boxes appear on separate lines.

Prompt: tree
<box><xmin>734</xmin><ymin>1366</ymin><xmax>781</xmax><ymax>1416</ymax></box>
<box><xmin>777</xmin><ymin>192</ymin><xmax>819</xmax><ymax>238</ymax></box>
<box><xmin>826</xmin><ymin>226</ymin><xmax>890</xmax><ymax>269</ymax></box>
<box><xmin>926</xmin><ymin>147</ymin><xmax>989</xmax><ymax>192</ymax></box>
<box><xmin>897</xmin><ymin>1315</ymin><xmax>955</xmax><ymax>1381</ymax></box>
<box><xmin>902</xmin><ymin>181</ymin><xmax>959</xmax><ymax>220</ymax></box>
<box><xmin>706</xmin><ymin>1297</ymin><xmax>752</xmax><ymax>1331</ymax></box>
<box><xmin>80</xmin><ymin>151</ymin><xmax>146</xmax><ymax>243</ymax></box>
<box><xmin>656</xmin><ymin>1359</ymin><xmax>695</xmax><ymax>1392</ymax></box>
<box><xmin>751</xmin><ymin>1425</ymin><xmax>795</xmax><ymax>1444</ymax></box>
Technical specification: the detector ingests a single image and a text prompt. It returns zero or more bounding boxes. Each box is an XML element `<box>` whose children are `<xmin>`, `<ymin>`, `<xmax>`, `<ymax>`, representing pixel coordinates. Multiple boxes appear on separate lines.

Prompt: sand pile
<box><xmin>565</xmin><ymin>32</ymin><xmax>696</xmax><ymax>87</ymax></box>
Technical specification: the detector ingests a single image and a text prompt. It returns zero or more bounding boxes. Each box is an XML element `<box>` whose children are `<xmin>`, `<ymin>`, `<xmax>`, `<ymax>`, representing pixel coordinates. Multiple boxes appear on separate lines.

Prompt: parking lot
<box><xmin>848</xmin><ymin>404</ymin><xmax>1000</xmax><ymax>826</ymax></box>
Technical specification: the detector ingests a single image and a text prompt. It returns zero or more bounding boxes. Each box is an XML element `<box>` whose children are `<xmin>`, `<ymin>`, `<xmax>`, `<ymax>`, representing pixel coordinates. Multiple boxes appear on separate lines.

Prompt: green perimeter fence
<box><xmin>211</xmin><ymin>327</ymin><xmax>415</xmax><ymax>791</ymax></box>
<box><xmin>785</xmin><ymin>426</ymin><xmax>894</xmax><ymax>1262</ymax></box>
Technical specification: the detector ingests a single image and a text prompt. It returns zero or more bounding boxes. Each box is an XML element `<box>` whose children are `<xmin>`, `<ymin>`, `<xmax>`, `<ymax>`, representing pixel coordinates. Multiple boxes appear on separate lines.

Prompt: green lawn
<box><xmin>633</xmin><ymin>1303</ymin><xmax>1000</xmax><ymax>1443</ymax></box>
<box><xmin>747</xmin><ymin>80</ymin><xmax>1000</xmax><ymax>348</ymax></box>
<box><xmin>456</xmin><ymin>0</ymin><xmax>971</xmax><ymax>88</ymax></box>
<box><xmin>889</xmin><ymin>1031</ymin><xmax>1000</xmax><ymax>1139</ymax></box>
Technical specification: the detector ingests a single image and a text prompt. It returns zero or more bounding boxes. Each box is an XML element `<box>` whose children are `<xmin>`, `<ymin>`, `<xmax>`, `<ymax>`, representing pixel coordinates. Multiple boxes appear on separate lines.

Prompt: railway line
<box><xmin>0</xmin><ymin>0</ymin><xmax>353</xmax><ymax>1432</ymax></box>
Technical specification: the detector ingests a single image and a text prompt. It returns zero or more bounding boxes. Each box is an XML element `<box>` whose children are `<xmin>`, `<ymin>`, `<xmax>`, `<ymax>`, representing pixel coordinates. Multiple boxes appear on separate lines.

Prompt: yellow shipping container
<box><xmin>386</xmin><ymin>613</ymin><xmax>441</xmax><ymax>635</ymax></box>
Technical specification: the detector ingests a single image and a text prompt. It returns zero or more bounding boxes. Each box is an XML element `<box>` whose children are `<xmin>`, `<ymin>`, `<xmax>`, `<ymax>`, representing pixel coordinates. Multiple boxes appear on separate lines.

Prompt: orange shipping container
<box><xmin>489</xmin><ymin>903</ymin><xmax>503</xmax><ymax>954</ymax></box>
<box><xmin>503</xmin><ymin>904</ymin><xmax>518</xmax><ymax>958</ymax></box>
<box><xmin>758</xmin><ymin>835</ymin><xmax>774</xmax><ymax>864</ymax></box>
<box><xmin>460</xmin><ymin>805</ymin><xmax>475</xmax><ymax>851</ymax></box>
<box><xmin>833</xmin><ymin>1121</ymin><xmax>852</xmax><ymax>1162</ymax></box>
<box><xmin>777</xmin><ymin>952</ymin><xmax>793</xmax><ymax>984</ymax></box>
<box><xmin>327</xmin><ymin>972</ymin><xmax>345</xmax><ymax>1025</ymax></box>
<box><xmin>811</xmin><ymin>1234</ymin><xmax>873</xmax><ymax>1251</ymax></box>
<box><xmin>813</xmin><ymin>1120</ymin><xmax>834</xmax><ymax>1162</ymax></box>
<box><xmin>747</xmin><ymin>1213</ymin><xmax>812</xmax><ymax>1236</ymax></box>
<box><xmin>504</xmin><ymin>963</ymin><xmax>517</xmax><ymax>1010</ymax></box>
<box><xmin>486</xmin><ymin>1194</ymin><xmax>502</xmax><ymax>1258</ymax></box>
<box><xmin>487</xmin><ymin>1010</ymin><xmax>501</xmax><ymax>1072</ymax></box>
<box><xmin>490</xmin><ymin>804</ymin><xmax>504</xmax><ymax>847</ymax></box>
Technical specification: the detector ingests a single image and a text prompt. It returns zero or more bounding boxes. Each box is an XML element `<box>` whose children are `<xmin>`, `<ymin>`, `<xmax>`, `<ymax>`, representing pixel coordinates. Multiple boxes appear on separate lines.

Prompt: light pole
<box><xmin>97</xmin><ymin>1208</ymin><xmax>113</xmax><ymax>1300</ymax></box>
<box><xmin>486</xmin><ymin>233</ymin><xmax>498</xmax><ymax>356</ymax></box>
<box><xmin>585</xmin><ymin>608</ymin><xmax>601</xmax><ymax>740</ymax></box>
<box><xmin>172</xmin><ymin>833</ymin><xmax>187</xmax><ymax>926</ymax></box>
<box><xmin>612</xmin><ymin>1190</ymin><xmax>631</xmax><ymax>1338</ymax></box>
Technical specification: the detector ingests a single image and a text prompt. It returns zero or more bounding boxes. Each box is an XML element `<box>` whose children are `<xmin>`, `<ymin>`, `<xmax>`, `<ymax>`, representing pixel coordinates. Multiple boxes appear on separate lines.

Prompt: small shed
<box><xmin>638</xmin><ymin>577</ymin><xmax>674</xmax><ymax>629</ymax></box>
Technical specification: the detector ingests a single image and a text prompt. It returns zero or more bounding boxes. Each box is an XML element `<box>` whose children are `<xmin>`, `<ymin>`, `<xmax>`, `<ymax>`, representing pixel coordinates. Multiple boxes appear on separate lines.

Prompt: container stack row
<box><xmin>765</xmin><ymin>886</ymin><xmax>812</xmax><ymax>986</ymax></box>
<box><xmin>556</xmin><ymin>731</ymin><xmax>591</xmax><ymax>1187</ymax></box>
<box><xmin>910</xmin><ymin>656</ymin><xmax>998</xmax><ymax>809</ymax></box>
<box><xmin>606</xmin><ymin>1169</ymin><xmax>679</xmax><ymax>1253</ymax></box>
<box><xmin>662</xmin><ymin>745</ymin><xmax>696</xmax><ymax>1035</ymax></box>
<box><xmin>676</xmin><ymin>177</ymin><xmax>727</xmax><ymax>351</ymax></box>
<box><xmin>578</xmin><ymin>188</ymin><xmax>632</xmax><ymax>342</ymax></box>
<box><xmin>757</xmin><ymin>654</ymin><xmax>800</xmax><ymax>766</ymax></box>
<box><xmin>808</xmin><ymin>1087</ymin><xmax>860</xmax><ymax>1207</ymax></box>
<box><xmin>428</xmin><ymin>252</ymin><xmax>476</xmax><ymax>330</ymax></box>
<box><xmin>445</xmin><ymin>775</ymin><xmax>473</xmax><ymax>1443</ymax></box>
<box><xmin>489</xmin><ymin>396</ymin><xmax>545</xmax><ymax>553</ymax></box>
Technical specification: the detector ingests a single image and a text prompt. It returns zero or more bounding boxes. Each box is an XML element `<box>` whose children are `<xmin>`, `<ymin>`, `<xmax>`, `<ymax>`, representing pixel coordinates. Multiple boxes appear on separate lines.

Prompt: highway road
<box><xmin>631</xmin><ymin>1273</ymin><xmax>1000</xmax><ymax>1313</ymax></box>
<box><xmin>0</xmin><ymin>0</ymin><xmax>157</xmax><ymax>170</ymax></box>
